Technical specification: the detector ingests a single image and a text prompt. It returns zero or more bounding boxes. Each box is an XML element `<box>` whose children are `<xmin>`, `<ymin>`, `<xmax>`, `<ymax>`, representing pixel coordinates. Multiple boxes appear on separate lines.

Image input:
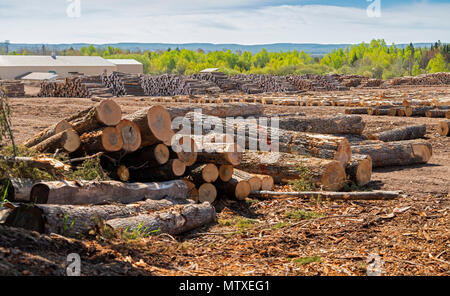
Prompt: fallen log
<box><xmin>277</xmin><ymin>115</ymin><xmax>365</xmax><ymax>135</ymax></box>
<box><xmin>237</xmin><ymin>152</ymin><xmax>346</xmax><ymax>191</ymax></box>
<box><xmin>0</xmin><ymin>156</ymin><xmax>71</xmax><ymax>173</ymax></box>
<box><xmin>198</xmin><ymin>183</ymin><xmax>217</xmax><ymax>204</ymax></box>
<box><xmin>426</xmin><ymin>109</ymin><xmax>447</xmax><ymax>118</ymax></box>
<box><xmin>188</xmin><ymin>163</ymin><xmax>219</xmax><ymax>184</ymax></box>
<box><xmin>232</xmin><ymin>169</ymin><xmax>262</xmax><ymax>191</ymax></box>
<box><xmin>344</xmin><ymin>108</ymin><xmax>369</xmax><ymax>115</ymax></box>
<box><xmin>249</xmin><ymin>190</ymin><xmax>399</xmax><ymax>200</ymax></box>
<box><xmin>69</xmin><ymin>99</ymin><xmax>122</xmax><ymax>135</ymax></box>
<box><xmin>1</xmin><ymin>198</ymin><xmax>194</xmax><ymax>236</ymax></box>
<box><xmin>30</xmin><ymin>128</ymin><xmax>80</xmax><ymax>153</ymax></box>
<box><xmin>254</xmin><ymin>174</ymin><xmax>274</xmax><ymax>191</ymax></box>
<box><xmin>404</xmin><ymin>106</ymin><xmax>434</xmax><ymax>117</ymax></box>
<box><xmin>79</xmin><ymin>127</ymin><xmax>123</xmax><ymax>153</ymax></box>
<box><xmin>124</xmin><ymin>106</ymin><xmax>173</xmax><ymax>147</ymax></box>
<box><xmin>129</xmin><ymin>159</ymin><xmax>186</xmax><ymax>182</ymax></box>
<box><xmin>345</xmin><ymin>154</ymin><xmax>372</xmax><ymax>186</ymax></box>
<box><xmin>106</xmin><ymin>202</ymin><xmax>216</xmax><ymax>235</ymax></box>
<box><xmin>182</xmin><ymin>179</ymin><xmax>199</xmax><ymax>202</ymax></box>
<box><xmin>215</xmin><ymin>177</ymin><xmax>251</xmax><ymax>200</ymax></box>
<box><xmin>23</xmin><ymin>120</ymin><xmax>73</xmax><ymax>148</ymax></box>
<box><xmin>351</xmin><ymin>140</ymin><xmax>432</xmax><ymax>168</ymax></box>
<box><xmin>438</xmin><ymin>120</ymin><xmax>450</xmax><ymax>136</ymax></box>
<box><xmin>366</xmin><ymin>124</ymin><xmax>426</xmax><ymax>142</ymax></box>
<box><xmin>29</xmin><ymin>179</ymin><xmax>189</xmax><ymax>205</ymax></box>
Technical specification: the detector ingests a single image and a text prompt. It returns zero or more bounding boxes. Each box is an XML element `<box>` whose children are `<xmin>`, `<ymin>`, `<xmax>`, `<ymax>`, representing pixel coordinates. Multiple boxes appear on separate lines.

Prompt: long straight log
<box><xmin>1</xmin><ymin>198</ymin><xmax>195</xmax><ymax>236</ymax></box>
<box><xmin>29</xmin><ymin>179</ymin><xmax>189</xmax><ymax>205</ymax></box>
<box><xmin>249</xmin><ymin>190</ymin><xmax>399</xmax><ymax>200</ymax></box>
<box><xmin>277</xmin><ymin>115</ymin><xmax>365</xmax><ymax>135</ymax></box>
<box><xmin>367</xmin><ymin>124</ymin><xmax>426</xmax><ymax>142</ymax></box>
<box><xmin>351</xmin><ymin>140</ymin><xmax>432</xmax><ymax>168</ymax></box>
<box><xmin>106</xmin><ymin>202</ymin><xmax>216</xmax><ymax>235</ymax></box>
<box><xmin>237</xmin><ymin>152</ymin><xmax>346</xmax><ymax>191</ymax></box>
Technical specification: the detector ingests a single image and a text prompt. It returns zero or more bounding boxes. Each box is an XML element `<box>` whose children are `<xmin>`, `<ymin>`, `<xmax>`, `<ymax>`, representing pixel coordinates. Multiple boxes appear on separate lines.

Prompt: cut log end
<box><xmin>54</xmin><ymin>120</ymin><xmax>73</xmax><ymax>134</ymax></box>
<box><xmin>219</xmin><ymin>164</ymin><xmax>233</xmax><ymax>182</ymax></box>
<box><xmin>198</xmin><ymin>183</ymin><xmax>217</xmax><ymax>204</ymax></box>
<box><xmin>354</xmin><ymin>157</ymin><xmax>372</xmax><ymax>186</ymax></box>
<box><xmin>320</xmin><ymin>162</ymin><xmax>346</xmax><ymax>191</ymax></box>
<box><xmin>411</xmin><ymin>143</ymin><xmax>432</xmax><ymax>163</ymax></box>
<box><xmin>116</xmin><ymin>119</ymin><xmax>142</xmax><ymax>152</ymax></box>
<box><xmin>171</xmin><ymin>159</ymin><xmax>187</xmax><ymax>177</ymax></box>
<box><xmin>147</xmin><ymin>105</ymin><xmax>173</xmax><ymax>143</ymax></box>
<box><xmin>116</xmin><ymin>165</ymin><xmax>130</xmax><ymax>182</ymax></box>
<box><xmin>235</xmin><ymin>180</ymin><xmax>251</xmax><ymax>200</ymax></box>
<box><xmin>224</xmin><ymin>143</ymin><xmax>242</xmax><ymax>166</ymax></box>
<box><xmin>95</xmin><ymin>99</ymin><xmax>122</xmax><ymax>126</ymax></box>
<box><xmin>61</xmin><ymin>129</ymin><xmax>81</xmax><ymax>153</ymax></box>
<box><xmin>201</xmin><ymin>163</ymin><xmax>219</xmax><ymax>183</ymax></box>
<box><xmin>438</xmin><ymin>121</ymin><xmax>450</xmax><ymax>136</ymax></box>
<box><xmin>101</xmin><ymin>126</ymin><xmax>124</xmax><ymax>152</ymax></box>
<box><xmin>153</xmin><ymin>143</ymin><xmax>170</xmax><ymax>165</ymax></box>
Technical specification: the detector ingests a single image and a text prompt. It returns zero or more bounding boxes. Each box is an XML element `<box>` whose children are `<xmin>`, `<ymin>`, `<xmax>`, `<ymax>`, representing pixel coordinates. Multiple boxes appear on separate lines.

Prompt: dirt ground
<box><xmin>1</xmin><ymin>86</ymin><xmax>449</xmax><ymax>276</ymax></box>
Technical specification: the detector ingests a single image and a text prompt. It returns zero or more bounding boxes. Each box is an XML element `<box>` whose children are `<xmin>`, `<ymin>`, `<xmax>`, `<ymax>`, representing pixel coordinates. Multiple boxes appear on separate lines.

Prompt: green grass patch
<box><xmin>288</xmin><ymin>166</ymin><xmax>316</xmax><ymax>191</ymax></box>
<box><xmin>284</xmin><ymin>209</ymin><xmax>324</xmax><ymax>220</ymax></box>
<box><xmin>293</xmin><ymin>256</ymin><xmax>321</xmax><ymax>265</ymax></box>
<box><xmin>272</xmin><ymin>222</ymin><xmax>289</xmax><ymax>229</ymax></box>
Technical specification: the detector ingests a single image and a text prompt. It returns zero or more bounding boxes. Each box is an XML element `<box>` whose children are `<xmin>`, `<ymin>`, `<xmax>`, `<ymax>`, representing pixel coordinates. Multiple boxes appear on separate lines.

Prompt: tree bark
<box><xmin>31</xmin><ymin>128</ymin><xmax>80</xmax><ymax>153</ymax></box>
<box><xmin>29</xmin><ymin>179</ymin><xmax>189</xmax><ymax>205</ymax></box>
<box><xmin>351</xmin><ymin>140</ymin><xmax>432</xmax><ymax>168</ymax></box>
<box><xmin>23</xmin><ymin>120</ymin><xmax>73</xmax><ymax>147</ymax></box>
<box><xmin>249</xmin><ymin>190</ymin><xmax>399</xmax><ymax>200</ymax></box>
<box><xmin>1</xmin><ymin>198</ymin><xmax>195</xmax><ymax>236</ymax></box>
<box><xmin>237</xmin><ymin>152</ymin><xmax>346</xmax><ymax>191</ymax></box>
<box><xmin>277</xmin><ymin>115</ymin><xmax>365</xmax><ymax>135</ymax></box>
<box><xmin>366</xmin><ymin>124</ymin><xmax>426</xmax><ymax>142</ymax></box>
<box><xmin>345</xmin><ymin>154</ymin><xmax>372</xmax><ymax>186</ymax></box>
<box><xmin>106</xmin><ymin>202</ymin><xmax>216</xmax><ymax>236</ymax></box>
<box><xmin>129</xmin><ymin>159</ymin><xmax>186</xmax><ymax>182</ymax></box>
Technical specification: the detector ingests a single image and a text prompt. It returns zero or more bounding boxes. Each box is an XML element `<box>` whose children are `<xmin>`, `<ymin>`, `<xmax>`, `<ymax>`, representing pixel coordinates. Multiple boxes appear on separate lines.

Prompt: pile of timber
<box><xmin>102</xmin><ymin>72</ymin><xmax>145</xmax><ymax>96</ymax></box>
<box><xmin>140</xmin><ymin>74</ymin><xmax>221</xmax><ymax>96</ymax></box>
<box><xmin>390</xmin><ymin>72</ymin><xmax>450</xmax><ymax>86</ymax></box>
<box><xmin>190</xmin><ymin>72</ymin><xmax>240</xmax><ymax>92</ymax></box>
<box><xmin>0</xmin><ymin>80</ymin><xmax>25</xmax><ymax>97</ymax></box>
<box><xmin>286</xmin><ymin>74</ymin><xmax>349</xmax><ymax>91</ymax></box>
<box><xmin>338</xmin><ymin>75</ymin><xmax>385</xmax><ymax>88</ymax></box>
<box><xmin>39</xmin><ymin>75</ymin><xmax>113</xmax><ymax>98</ymax></box>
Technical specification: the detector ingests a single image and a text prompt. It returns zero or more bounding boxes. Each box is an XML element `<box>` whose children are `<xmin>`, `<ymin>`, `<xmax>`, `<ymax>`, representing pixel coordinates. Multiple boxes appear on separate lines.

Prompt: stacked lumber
<box><xmin>0</xmin><ymin>80</ymin><xmax>25</xmax><ymax>97</ymax></box>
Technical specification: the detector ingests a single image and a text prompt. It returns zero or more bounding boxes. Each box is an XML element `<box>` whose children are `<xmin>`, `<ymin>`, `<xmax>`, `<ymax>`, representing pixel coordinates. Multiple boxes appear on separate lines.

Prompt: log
<box><xmin>277</xmin><ymin>115</ymin><xmax>365</xmax><ymax>135</ymax></box>
<box><xmin>344</xmin><ymin>108</ymin><xmax>369</xmax><ymax>115</ymax></box>
<box><xmin>124</xmin><ymin>106</ymin><xmax>173</xmax><ymax>147</ymax></box>
<box><xmin>31</xmin><ymin>128</ymin><xmax>80</xmax><ymax>153</ymax></box>
<box><xmin>120</xmin><ymin>143</ymin><xmax>170</xmax><ymax>168</ymax></box>
<box><xmin>115</xmin><ymin>119</ymin><xmax>142</xmax><ymax>152</ymax></box>
<box><xmin>80</xmin><ymin>127</ymin><xmax>123</xmax><ymax>153</ymax></box>
<box><xmin>1</xmin><ymin>198</ymin><xmax>194</xmax><ymax>236</ymax></box>
<box><xmin>218</xmin><ymin>164</ymin><xmax>233</xmax><ymax>182</ymax></box>
<box><xmin>426</xmin><ymin>110</ymin><xmax>447</xmax><ymax>118</ymax></box>
<box><xmin>232</xmin><ymin>169</ymin><xmax>262</xmax><ymax>191</ymax></box>
<box><xmin>253</xmin><ymin>174</ymin><xmax>274</xmax><ymax>191</ymax></box>
<box><xmin>351</xmin><ymin>140</ymin><xmax>432</xmax><ymax>168</ymax></box>
<box><xmin>345</xmin><ymin>154</ymin><xmax>372</xmax><ymax>186</ymax></box>
<box><xmin>188</xmin><ymin>163</ymin><xmax>219</xmax><ymax>184</ymax></box>
<box><xmin>23</xmin><ymin>120</ymin><xmax>73</xmax><ymax>147</ymax></box>
<box><xmin>169</xmin><ymin>136</ymin><xmax>198</xmax><ymax>166</ymax></box>
<box><xmin>129</xmin><ymin>159</ymin><xmax>186</xmax><ymax>182</ymax></box>
<box><xmin>215</xmin><ymin>177</ymin><xmax>251</xmax><ymax>200</ymax></box>
<box><xmin>182</xmin><ymin>179</ymin><xmax>199</xmax><ymax>202</ymax></box>
<box><xmin>106</xmin><ymin>202</ymin><xmax>216</xmax><ymax>235</ymax></box>
<box><xmin>198</xmin><ymin>183</ymin><xmax>217</xmax><ymax>204</ymax></box>
<box><xmin>70</xmin><ymin>99</ymin><xmax>122</xmax><ymax>135</ymax></box>
<box><xmin>196</xmin><ymin>143</ymin><xmax>242</xmax><ymax>166</ymax></box>
<box><xmin>29</xmin><ymin>179</ymin><xmax>189</xmax><ymax>205</ymax></box>
<box><xmin>437</xmin><ymin>120</ymin><xmax>450</xmax><ymax>136</ymax></box>
<box><xmin>404</xmin><ymin>106</ymin><xmax>434</xmax><ymax>117</ymax></box>
<box><xmin>165</xmin><ymin>103</ymin><xmax>264</xmax><ymax>119</ymax></box>
<box><xmin>367</xmin><ymin>124</ymin><xmax>426</xmax><ymax>142</ymax></box>
<box><xmin>237</xmin><ymin>152</ymin><xmax>346</xmax><ymax>191</ymax></box>
<box><xmin>0</xmin><ymin>178</ymin><xmax>35</xmax><ymax>202</ymax></box>
<box><xmin>249</xmin><ymin>190</ymin><xmax>399</xmax><ymax>201</ymax></box>
<box><xmin>446</xmin><ymin>110</ymin><xmax>450</xmax><ymax>119</ymax></box>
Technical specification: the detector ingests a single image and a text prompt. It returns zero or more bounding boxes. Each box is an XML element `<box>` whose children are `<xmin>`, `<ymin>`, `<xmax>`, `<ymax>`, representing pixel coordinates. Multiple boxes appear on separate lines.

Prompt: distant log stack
<box><xmin>0</xmin><ymin>80</ymin><xmax>25</xmax><ymax>97</ymax></box>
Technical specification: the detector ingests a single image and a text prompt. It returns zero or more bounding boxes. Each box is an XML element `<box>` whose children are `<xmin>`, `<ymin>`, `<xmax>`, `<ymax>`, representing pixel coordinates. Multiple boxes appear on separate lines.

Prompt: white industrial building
<box><xmin>0</xmin><ymin>55</ymin><xmax>143</xmax><ymax>80</ymax></box>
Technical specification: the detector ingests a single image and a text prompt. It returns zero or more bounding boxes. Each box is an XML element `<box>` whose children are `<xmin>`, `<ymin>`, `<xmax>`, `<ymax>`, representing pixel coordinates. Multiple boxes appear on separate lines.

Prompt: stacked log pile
<box><xmin>389</xmin><ymin>72</ymin><xmax>450</xmax><ymax>86</ymax></box>
<box><xmin>190</xmin><ymin>72</ymin><xmax>240</xmax><ymax>92</ymax></box>
<box><xmin>0</xmin><ymin>80</ymin><xmax>25</xmax><ymax>97</ymax></box>
<box><xmin>39</xmin><ymin>75</ymin><xmax>113</xmax><ymax>98</ymax></box>
<box><xmin>102</xmin><ymin>72</ymin><xmax>145</xmax><ymax>96</ymax></box>
<box><xmin>140</xmin><ymin>74</ymin><xmax>221</xmax><ymax>96</ymax></box>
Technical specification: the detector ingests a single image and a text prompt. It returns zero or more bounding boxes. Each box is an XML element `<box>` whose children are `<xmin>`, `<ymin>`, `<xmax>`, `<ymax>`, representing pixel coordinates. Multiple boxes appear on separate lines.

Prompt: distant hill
<box><xmin>4</xmin><ymin>42</ymin><xmax>435</xmax><ymax>55</ymax></box>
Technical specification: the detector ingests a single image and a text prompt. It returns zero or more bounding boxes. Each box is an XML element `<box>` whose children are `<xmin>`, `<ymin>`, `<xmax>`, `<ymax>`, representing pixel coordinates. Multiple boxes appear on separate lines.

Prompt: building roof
<box><xmin>0</xmin><ymin>55</ymin><xmax>116</xmax><ymax>67</ymax></box>
<box><xmin>106</xmin><ymin>59</ymin><xmax>142</xmax><ymax>65</ymax></box>
<box><xmin>18</xmin><ymin>72</ymin><xmax>59</xmax><ymax>80</ymax></box>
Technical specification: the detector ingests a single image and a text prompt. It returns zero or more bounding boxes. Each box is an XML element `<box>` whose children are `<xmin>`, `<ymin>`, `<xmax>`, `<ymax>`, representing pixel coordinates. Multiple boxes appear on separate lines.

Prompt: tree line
<box><xmin>1</xmin><ymin>39</ymin><xmax>449</xmax><ymax>79</ymax></box>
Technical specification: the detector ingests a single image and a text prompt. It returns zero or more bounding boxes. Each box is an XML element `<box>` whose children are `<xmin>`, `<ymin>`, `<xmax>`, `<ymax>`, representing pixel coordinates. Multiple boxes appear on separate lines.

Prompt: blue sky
<box><xmin>0</xmin><ymin>0</ymin><xmax>449</xmax><ymax>44</ymax></box>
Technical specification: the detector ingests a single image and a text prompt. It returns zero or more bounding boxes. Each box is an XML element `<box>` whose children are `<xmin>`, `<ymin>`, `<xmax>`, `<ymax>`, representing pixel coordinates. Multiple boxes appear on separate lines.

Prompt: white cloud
<box><xmin>0</xmin><ymin>1</ymin><xmax>448</xmax><ymax>44</ymax></box>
